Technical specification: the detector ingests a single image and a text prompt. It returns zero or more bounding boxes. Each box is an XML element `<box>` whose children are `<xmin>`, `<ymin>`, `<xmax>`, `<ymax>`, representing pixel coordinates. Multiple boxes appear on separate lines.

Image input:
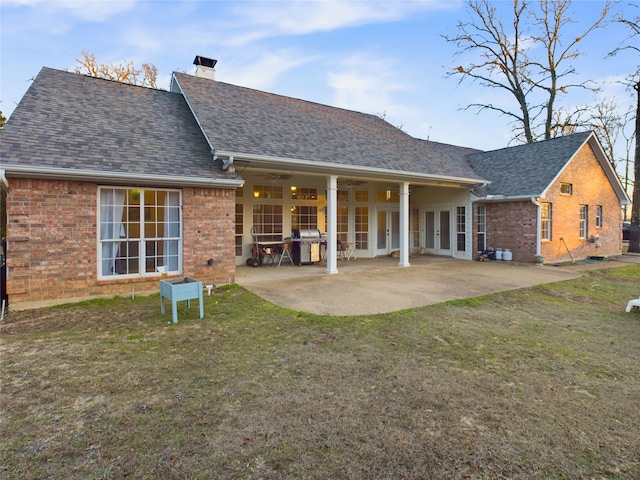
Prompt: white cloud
<box><xmin>220</xmin><ymin>50</ymin><xmax>318</xmax><ymax>91</ymax></box>
<box><xmin>327</xmin><ymin>54</ymin><xmax>408</xmax><ymax>114</ymax></box>
<box><xmin>223</xmin><ymin>0</ymin><xmax>459</xmax><ymax>46</ymax></box>
<box><xmin>4</xmin><ymin>0</ymin><xmax>136</xmax><ymax>21</ymax></box>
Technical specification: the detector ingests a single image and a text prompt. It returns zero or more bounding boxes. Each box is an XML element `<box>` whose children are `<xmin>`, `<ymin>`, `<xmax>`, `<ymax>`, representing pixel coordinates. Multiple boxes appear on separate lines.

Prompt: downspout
<box><xmin>0</xmin><ymin>170</ymin><xmax>8</xmax><ymax>191</ymax></box>
<box><xmin>531</xmin><ymin>197</ymin><xmax>541</xmax><ymax>257</ymax></box>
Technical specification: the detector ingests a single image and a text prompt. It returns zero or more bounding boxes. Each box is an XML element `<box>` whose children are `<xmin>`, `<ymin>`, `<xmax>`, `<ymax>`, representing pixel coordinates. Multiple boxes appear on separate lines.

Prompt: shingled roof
<box><xmin>0</xmin><ymin>68</ymin><xmax>240</xmax><ymax>186</ymax></box>
<box><xmin>172</xmin><ymin>72</ymin><xmax>484</xmax><ymax>182</ymax></box>
<box><xmin>467</xmin><ymin>131</ymin><xmax>594</xmax><ymax>198</ymax></box>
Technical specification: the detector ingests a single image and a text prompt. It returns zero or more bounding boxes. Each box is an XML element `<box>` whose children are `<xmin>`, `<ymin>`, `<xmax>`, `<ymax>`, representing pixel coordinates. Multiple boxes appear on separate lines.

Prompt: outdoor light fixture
<box><xmin>386</xmin><ymin>187</ymin><xmax>391</xmax><ymax>201</ymax></box>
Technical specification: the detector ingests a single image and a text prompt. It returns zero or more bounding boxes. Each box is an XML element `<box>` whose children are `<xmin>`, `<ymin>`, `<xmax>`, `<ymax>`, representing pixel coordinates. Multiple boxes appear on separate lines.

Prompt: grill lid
<box><xmin>293</xmin><ymin>229</ymin><xmax>321</xmax><ymax>239</ymax></box>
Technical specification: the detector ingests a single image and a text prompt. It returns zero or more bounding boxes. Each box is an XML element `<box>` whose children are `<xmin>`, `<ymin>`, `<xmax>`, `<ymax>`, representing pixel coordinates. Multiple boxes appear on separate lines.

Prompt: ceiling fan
<box><xmin>338</xmin><ymin>179</ymin><xmax>367</xmax><ymax>188</ymax></box>
<box><xmin>256</xmin><ymin>173</ymin><xmax>293</xmax><ymax>183</ymax></box>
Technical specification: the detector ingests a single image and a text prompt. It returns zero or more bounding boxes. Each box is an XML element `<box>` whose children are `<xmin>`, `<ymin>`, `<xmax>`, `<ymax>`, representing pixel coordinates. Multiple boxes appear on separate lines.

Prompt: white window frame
<box><xmin>456</xmin><ymin>205</ymin><xmax>466</xmax><ymax>252</ymax></box>
<box><xmin>98</xmin><ymin>186</ymin><xmax>182</xmax><ymax>279</ymax></box>
<box><xmin>595</xmin><ymin>205</ymin><xmax>603</xmax><ymax>229</ymax></box>
<box><xmin>540</xmin><ymin>203</ymin><xmax>552</xmax><ymax>241</ymax></box>
<box><xmin>579</xmin><ymin>205</ymin><xmax>588</xmax><ymax>239</ymax></box>
<box><xmin>477</xmin><ymin>205</ymin><xmax>486</xmax><ymax>252</ymax></box>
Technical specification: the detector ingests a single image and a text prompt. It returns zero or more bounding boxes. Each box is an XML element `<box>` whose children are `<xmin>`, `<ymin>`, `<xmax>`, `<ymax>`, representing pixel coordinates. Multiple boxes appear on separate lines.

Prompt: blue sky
<box><xmin>0</xmin><ymin>0</ymin><xmax>635</xmax><ymax>153</ymax></box>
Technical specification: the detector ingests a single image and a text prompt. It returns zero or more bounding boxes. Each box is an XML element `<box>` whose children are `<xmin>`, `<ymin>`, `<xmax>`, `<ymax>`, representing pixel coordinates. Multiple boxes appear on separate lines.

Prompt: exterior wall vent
<box><xmin>193</xmin><ymin>56</ymin><xmax>217</xmax><ymax>80</ymax></box>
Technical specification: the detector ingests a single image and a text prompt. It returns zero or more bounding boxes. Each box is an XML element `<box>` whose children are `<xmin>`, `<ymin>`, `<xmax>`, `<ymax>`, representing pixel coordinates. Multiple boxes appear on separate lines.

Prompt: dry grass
<box><xmin>1</xmin><ymin>265</ymin><xmax>639</xmax><ymax>479</ymax></box>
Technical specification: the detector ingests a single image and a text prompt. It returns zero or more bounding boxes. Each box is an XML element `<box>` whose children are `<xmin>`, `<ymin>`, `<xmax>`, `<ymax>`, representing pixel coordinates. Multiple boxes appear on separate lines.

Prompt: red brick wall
<box><xmin>473</xmin><ymin>201</ymin><xmax>538</xmax><ymax>262</ymax></box>
<box><xmin>5</xmin><ymin>178</ymin><xmax>236</xmax><ymax>308</ymax></box>
<box><xmin>540</xmin><ymin>145</ymin><xmax>622</xmax><ymax>263</ymax></box>
<box><xmin>473</xmin><ymin>143</ymin><xmax>623</xmax><ymax>264</ymax></box>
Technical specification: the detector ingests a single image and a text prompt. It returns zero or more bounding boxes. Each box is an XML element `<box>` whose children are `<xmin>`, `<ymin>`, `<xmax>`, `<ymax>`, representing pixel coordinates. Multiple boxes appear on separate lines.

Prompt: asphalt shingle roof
<box><xmin>0</xmin><ymin>67</ymin><xmax>235</xmax><ymax>182</ymax></box>
<box><xmin>467</xmin><ymin>131</ymin><xmax>593</xmax><ymax>197</ymax></box>
<box><xmin>173</xmin><ymin>72</ymin><xmax>484</xmax><ymax>181</ymax></box>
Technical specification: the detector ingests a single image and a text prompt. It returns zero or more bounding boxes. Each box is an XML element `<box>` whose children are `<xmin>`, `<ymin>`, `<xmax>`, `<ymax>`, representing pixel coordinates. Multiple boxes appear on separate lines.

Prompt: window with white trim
<box><xmin>540</xmin><ymin>203</ymin><xmax>552</xmax><ymax>241</ymax></box>
<box><xmin>456</xmin><ymin>206</ymin><xmax>466</xmax><ymax>252</ymax></box>
<box><xmin>579</xmin><ymin>205</ymin><xmax>588</xmax><ymax>238</ymax></box>
<box><xmin>477</xmin><ymin>205</ymin><xmax>486</xmax><ymax>251</ymax></box>
<box><xmin>560</xmin><ymin>183</ymin><xmax>573</xmax><ymax>195</ymax></box>
<box><xmin>99</xmin><ymin>187</ymin><xmax>181</xmax><ymax>278</ymax></box>
<box><xmin>595</xmin><ymin>205</ymin><xmax>603</xmax><ymax>228</ymax></box>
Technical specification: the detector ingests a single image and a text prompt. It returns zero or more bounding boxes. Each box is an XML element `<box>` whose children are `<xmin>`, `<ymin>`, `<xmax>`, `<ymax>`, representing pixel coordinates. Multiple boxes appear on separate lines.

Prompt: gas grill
<box><xmin>290</xmin><ymin>229</ymin><xmax>323</xmax><ymax>265</ymax></box>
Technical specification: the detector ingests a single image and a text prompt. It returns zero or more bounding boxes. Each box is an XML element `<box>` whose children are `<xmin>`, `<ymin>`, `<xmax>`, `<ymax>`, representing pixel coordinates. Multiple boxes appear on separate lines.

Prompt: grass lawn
<box><xmin>1</xmin><ymin>265</ymin><xmax>639</xmax><ymax>479</ymax></box>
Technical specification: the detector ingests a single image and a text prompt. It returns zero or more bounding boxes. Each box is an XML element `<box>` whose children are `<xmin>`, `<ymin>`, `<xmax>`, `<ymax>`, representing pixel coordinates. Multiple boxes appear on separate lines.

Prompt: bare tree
<box><xmin>444</xmin><ymin>0</ymin><xmax>609</xmax><ymax>144</ymax></box>
<box><xmin>608</xmin><ymin>5</ymin><xmax>640</xmax><ymax>252</ymax></box>
<box><xmin>74</xmin><ymin>51</ymin><xmax>158</xmax><ymax>89</ymax></box>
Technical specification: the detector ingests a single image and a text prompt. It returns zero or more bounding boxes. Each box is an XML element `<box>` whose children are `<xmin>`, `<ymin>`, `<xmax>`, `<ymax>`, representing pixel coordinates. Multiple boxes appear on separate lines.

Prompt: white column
<box><xmin>398</xmin><ymin>181</ymin><xmax>410</xmax><ymax>267</ymax></box>
<box><xmin>326</xmin><ymin>175</ymin><xmax>339</xmax><ymax>274</ymax></box>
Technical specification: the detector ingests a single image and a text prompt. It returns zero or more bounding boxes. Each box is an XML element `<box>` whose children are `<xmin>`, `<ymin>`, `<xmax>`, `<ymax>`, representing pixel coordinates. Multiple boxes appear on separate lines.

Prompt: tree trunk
<box><xmin>628</xmin><ymin>80</ymin><xmax>640</xmax><ymax>253</ymax></box>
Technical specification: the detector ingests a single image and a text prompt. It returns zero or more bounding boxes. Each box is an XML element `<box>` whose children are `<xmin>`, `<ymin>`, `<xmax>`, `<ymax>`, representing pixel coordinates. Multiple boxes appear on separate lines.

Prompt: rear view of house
<box><xmin>0</xmin><ymin>59</ymin><xmax>630</xmax><ymax>308</ymax></box>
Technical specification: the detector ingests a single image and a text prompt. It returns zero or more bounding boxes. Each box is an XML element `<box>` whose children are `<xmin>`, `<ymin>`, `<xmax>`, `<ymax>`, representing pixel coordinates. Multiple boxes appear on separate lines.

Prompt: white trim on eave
<box><xmin>540</xmin><ymin>132</ymin><xmax>630</xmax><ymax>205</ymax></box>
<box><xmin>4</xmin><ymin>165</ymin><xmax>244</xmax><ymax>188</ymax></box>
<box><xmin>216</xmin><ymin>150</ymin><xmax>487</xmax><ymax>187</ymax></box>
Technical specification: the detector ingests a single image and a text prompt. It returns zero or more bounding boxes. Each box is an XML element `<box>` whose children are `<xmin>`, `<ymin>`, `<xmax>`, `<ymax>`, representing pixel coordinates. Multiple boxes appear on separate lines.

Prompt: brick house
<box><xmin>0</xmin><ymin>59</ymin><xmax>630</xmax><ymax>308</ymax></box>
<box><xmin>469</xmin><ymin>133</ymin><xmax>629</xmax><ymax>263</ymax></box>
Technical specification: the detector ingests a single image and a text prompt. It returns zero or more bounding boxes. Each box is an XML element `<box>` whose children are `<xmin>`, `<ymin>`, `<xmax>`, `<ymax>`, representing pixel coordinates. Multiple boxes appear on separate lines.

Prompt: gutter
<box><xmin>4</xmin><ymin>165</ymin><xmax>244</xmax><ymax>188</ymax></box>
<box><xmin>0</xmin><ymin>170</ymin><xmax>8</xmax><ymax>190</ymax></box>
<box><xmin>531</xmin><ymin>197</ymin><xmax>541</xmax><ymax>257</ymax></box>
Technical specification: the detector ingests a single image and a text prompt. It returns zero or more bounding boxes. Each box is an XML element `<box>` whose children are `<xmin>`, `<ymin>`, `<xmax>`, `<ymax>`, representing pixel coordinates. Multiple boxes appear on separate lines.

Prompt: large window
<box><xmin>291</xmin><ymin>205</ymin><xmax>318</xmax><ymax>231</ymax></box>
<box><xmin>99</xmin><ymin>187</ymin><xmax>181</xmax><ymax>278</ymax></box>
<box><xmin>456</xmin><ymin>206</ymin><xmax>466</xmax><ymax>252</ymax></box>
<box><xmin>253</xmin><ymin>204</ymin><xmax>283</xmax><ymax>241</ymax></box>
<box><xmin>579</xmin><ymin>205</ymin><xmax>588</xmax><ymax>239</ymax></box>
<box><xmin>477</xmin><ymin>205</ymin><xmax>486</xmax><ymax>251</ymax></box>
<box><xmin>541</xmin><ymin>203</ymin><xmax>552</xmax><ymax>241</ymax></box>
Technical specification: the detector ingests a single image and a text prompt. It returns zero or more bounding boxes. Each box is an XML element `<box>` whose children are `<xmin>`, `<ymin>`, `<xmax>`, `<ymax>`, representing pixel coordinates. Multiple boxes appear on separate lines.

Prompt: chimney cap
<box><xmin>194</xmin><ymin>56</ymin><xmax>217</xmax><ymax>68</ymax></box>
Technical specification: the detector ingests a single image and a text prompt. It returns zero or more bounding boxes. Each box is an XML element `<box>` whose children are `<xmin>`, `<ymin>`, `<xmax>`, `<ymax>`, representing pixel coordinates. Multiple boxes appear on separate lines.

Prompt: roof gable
<box><xmin>468</xmin><ymin>132</ymin><xmax>593</xmax><ymax>197</ymax></box>
<box><xmin>0</xmin><ymin>68</ymin><xmax>239</xmax><ymax>186</ymax></box>
<box><xmin>172</xmin><ymin>72</ymin><xmax>484</xmax><ymax>182</ymax></box>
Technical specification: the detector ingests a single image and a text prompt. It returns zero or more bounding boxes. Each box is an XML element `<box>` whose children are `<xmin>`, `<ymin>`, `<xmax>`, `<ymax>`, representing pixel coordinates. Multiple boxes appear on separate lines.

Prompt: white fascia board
<box><xmin>4</xmin><ymin>165</ymin><xmax>244</xmax><ymax>188</ymax></box>
<box><xmin>475</xmin><ymin>194</ymin><xmax>540</xmax><ymax>202</ymax></box>
<box><xmin>217</xmin><ymin>150</ymin><xmax>486</xmax><ymax>186</ymax></box>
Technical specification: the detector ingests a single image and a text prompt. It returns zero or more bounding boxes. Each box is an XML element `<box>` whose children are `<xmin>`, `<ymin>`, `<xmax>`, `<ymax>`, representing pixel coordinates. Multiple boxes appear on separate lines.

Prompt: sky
<box><xmin>0</xmin><ymin>0</ymin><xmax>636</xmax><ymax>154</ymax></box>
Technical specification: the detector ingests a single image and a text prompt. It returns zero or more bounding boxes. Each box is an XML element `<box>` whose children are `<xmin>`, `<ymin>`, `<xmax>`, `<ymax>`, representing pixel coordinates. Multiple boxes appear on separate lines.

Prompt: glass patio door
<box><xmin>424</xmin><ymin>209</ymin><xmax>452</xmax><ymax>256</ymax></box>
<box><xmin>376</xmin><ymin>208</ymin><xmax>399</xmax><ymax>256</ymax></box>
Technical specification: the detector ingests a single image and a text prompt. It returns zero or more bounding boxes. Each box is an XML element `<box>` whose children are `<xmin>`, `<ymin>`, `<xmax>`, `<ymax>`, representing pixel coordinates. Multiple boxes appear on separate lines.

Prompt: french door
<box><xmin>376</xmin><ymin>208</ymin><xmax>399</xmax><ymax>256</ymax></box>
<box><xmin>424</xmin><ymin>209</ymin><xmax>452</xmax><ymax>256</ymax></box>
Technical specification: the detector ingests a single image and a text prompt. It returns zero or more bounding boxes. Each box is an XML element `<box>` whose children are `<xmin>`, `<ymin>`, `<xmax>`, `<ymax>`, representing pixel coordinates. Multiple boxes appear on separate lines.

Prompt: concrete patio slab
<box><xmin>236</xmin><ymin>254</ymin><xmax>640</xmax><ymax>316</ymax></box>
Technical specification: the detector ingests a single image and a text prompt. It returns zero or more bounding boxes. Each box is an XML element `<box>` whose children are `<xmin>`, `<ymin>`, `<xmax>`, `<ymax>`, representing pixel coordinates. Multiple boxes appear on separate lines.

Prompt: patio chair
<box><xmin>626</xmin><ymin>295</ymin><xmax>640</xmax><ymax>313</ymax></box>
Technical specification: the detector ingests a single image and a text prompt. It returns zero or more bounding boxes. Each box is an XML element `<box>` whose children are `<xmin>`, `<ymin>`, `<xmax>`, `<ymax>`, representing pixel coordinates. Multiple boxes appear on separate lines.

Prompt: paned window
<box><xmin>560</xmin><ymin>183</ymin><xmax>573</xmax><ymax>195</ymax></box>
<box><xmin>411</xmin><ymin>208</ymin><xmax>420</xmax><ymax>251</ymax></box>
<box><xmin>595</xmin><ymin>205</ymin><xmax>603</xmax><ymax>228</ymax></box>
<box><xmin>99</xmin><ymin>187</ymin><xmax>181</xmax><ymax>278</ymax></box>
<box><xmin>477</xmin><ymin>205</ymin><xmax>486</xmax><ymax>251</ymax></box>
<box><xmin>355</xmin><ymin>206</ymin><xmax>369</xmax><ymax>250</ymax></box>
<box><xmin>579</xmin><ymin>205</ymin><xmax>588</xmax><ymax>238</ymax></box>
<box><xmin>291</xmin><ymin>187</ymin><xmax>318</xmax><ymax>200</ymax></box>
<box><xmin>336</xmin><ymin>206</ymin><xmax>348</xmax><ymax>243</ymax></box>
<box><xmin>354</xmin><ymin>190</ymin><xmax>369</xmax><ymax>202</ymax></box>
<box><xmin>235</xmin><ymin>202</ymin><xmax>244</xmax><ymax>256</ymax></box>
<box><xmin>253</xmin><ymin>204</ymin><xmax>283</xmax><ymax>241</ymax></box>
<box><xmin>252</xmin><ymin>184</ymin><xmax>283</xmax><ymax>199</ymax></box>
<box><xmin>541</xmin><ymin>203</ymin><xmax>552</xmax><ymax>241</ymax></box>
<box><xmin>291</xmin><ymin>205</ymin><xmax>318</xmax><ymax>231</ymax></box>
<box><xmin>456</xmin><ymin>206</ymin><xmax>466</xmax><ymax>252</ymax></box>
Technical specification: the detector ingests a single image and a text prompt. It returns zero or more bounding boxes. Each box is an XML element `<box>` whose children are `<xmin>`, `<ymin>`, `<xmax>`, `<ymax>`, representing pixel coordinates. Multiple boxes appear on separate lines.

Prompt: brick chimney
<box><xmin>193</xmin><ymin>56</ymin><xmax>217</xmax><ymax>80</ymax></box>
